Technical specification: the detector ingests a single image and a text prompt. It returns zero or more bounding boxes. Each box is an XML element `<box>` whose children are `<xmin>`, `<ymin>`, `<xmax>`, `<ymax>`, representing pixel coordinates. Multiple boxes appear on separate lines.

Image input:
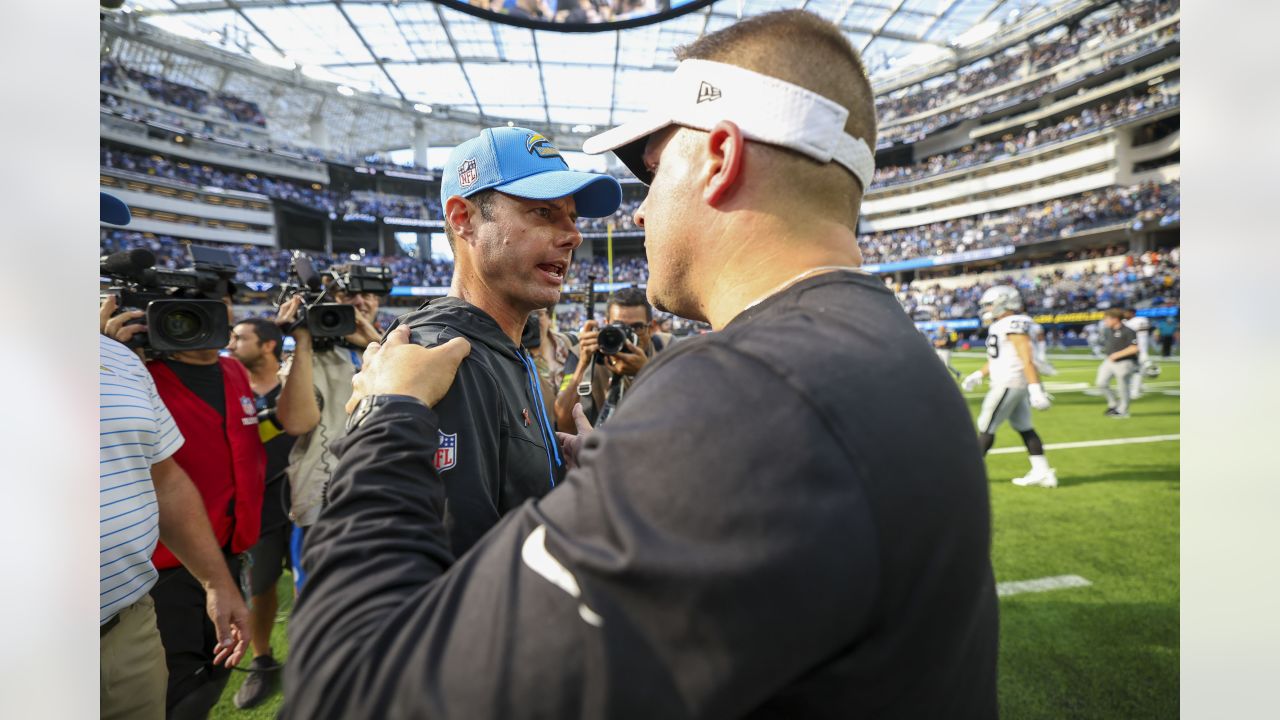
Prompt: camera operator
<box><xmin>98</xmin><ymin>232</ymin><xmax>268</xmax><ymax>718</ymax></box>
<box><xmin>225</xmin><ymin>318</ymin><xmax>295</xmax><ymax>709</ymax></box>
<box><xmin>273</xmin><ymin>273</ymin><xmax>383</xmax><ymax>586</ymax></box>
<box><xmin>555</xmin><ymin>287</ymin><xmax>668</xmax><ymax>428</ymax></box>
<box><xmin>141</xmin><ymin>302</ymin><xmax>266</xmax><ymax>718</ymax></box>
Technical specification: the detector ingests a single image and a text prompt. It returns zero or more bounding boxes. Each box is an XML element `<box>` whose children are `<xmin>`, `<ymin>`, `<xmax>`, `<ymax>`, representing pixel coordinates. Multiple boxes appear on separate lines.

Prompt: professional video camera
<box><xmin>596</xmin><ymin>322</ymin><xmax>638</xmax><ymax>357</ymax></box>
<box><xmin>330</xmin><ymin>262</ymin><xmax>394</xmax><ymax>296</ymax></box>
<box><xmin>275</xmin><ymin>251</ymin><xmax>357</xmax><ymax>344</ymax></box>
<box><xmin>100</xmin><ymin>245</ymin><xmax>237</xmax><ymax>352</ymax></box>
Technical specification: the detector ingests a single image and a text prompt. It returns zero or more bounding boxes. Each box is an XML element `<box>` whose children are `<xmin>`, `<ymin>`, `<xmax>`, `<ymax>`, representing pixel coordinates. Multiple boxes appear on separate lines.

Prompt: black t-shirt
<box><xmin>287</xmin><ymin>270</ymin><xmax>998</xmax><ymax>719</ymax></box>
<box><xmin>255</xmin><ymin>383</ymin><xmax>295</xmax><ymax>531</ymax></box>
<box><xmin>1103</xmin><ymin>324</ymin><xmax>1138</xmax><ymax>359</ymax></box>
<box><xmin>162</xmin><ymin>359</ymin><xmax>225</xmax><ymax>417</ymax></box>
<box><xmin>254</xmin><ymin>384</ymin><xmax>292</xmax><ymax>482</ymax></box>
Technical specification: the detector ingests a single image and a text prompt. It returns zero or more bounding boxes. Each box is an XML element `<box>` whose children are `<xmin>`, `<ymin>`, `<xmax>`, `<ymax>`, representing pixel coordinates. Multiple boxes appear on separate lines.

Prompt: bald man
<box><xmin>285</xmin><ymin>11</ymin><xmax>997</xmax><ymax>718</ymax></box>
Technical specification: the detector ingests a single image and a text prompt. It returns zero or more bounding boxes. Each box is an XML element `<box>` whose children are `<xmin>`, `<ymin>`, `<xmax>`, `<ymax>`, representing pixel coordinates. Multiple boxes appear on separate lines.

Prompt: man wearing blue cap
<box><xmin>377</xmin><ymin>126</ymin><xmax>621</xmax><ymax>555</ymax></box>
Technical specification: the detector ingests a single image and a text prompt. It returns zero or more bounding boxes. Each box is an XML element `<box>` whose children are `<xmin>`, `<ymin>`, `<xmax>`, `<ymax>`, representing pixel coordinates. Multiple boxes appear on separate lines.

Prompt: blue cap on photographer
<box><xmin>441</xmin><ymin>127</ymin><xmax>622</xmax><ymax>218</ymax></box>
<box><xmin>101</xmin><ymin>192</ymin><xmax>131</xmax><ymax>226</ymax></box>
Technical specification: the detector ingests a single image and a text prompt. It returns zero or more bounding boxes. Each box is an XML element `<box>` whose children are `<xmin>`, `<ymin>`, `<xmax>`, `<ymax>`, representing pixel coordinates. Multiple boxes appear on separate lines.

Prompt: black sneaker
<box><xmin>233</xmin><ymin>655</ymin><xmax>282</xmax><ymax>710</ymax></box>
<box><xmin>1104</xmin><ymin>408</ymin><xmax>1118</xmax><ymax>416</ymax></box>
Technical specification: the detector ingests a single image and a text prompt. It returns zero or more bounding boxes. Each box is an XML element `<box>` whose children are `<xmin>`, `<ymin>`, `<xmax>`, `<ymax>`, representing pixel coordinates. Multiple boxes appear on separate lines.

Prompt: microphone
<box><xmin>292</xmin><ymin>251</ymin><xmax>323</xmax><ymax>291</ymax></box>
<box><xmin>100</xmin><ymin>248</ymin><xmax>156</xmax><ymax>278</ymax></box>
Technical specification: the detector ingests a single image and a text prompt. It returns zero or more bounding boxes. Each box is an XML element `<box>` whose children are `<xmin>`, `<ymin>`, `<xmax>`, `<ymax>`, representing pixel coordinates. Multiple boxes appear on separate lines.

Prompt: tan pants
<box><xmin>101</xmin><ymin>595</ymin><xmax>168</xmax><ymax>720</ymax></box>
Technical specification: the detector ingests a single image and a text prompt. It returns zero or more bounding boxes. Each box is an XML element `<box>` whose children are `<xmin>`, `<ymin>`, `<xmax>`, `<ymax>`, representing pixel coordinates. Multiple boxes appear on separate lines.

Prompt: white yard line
<box><xmin>963</xmin><ymin>380</ymin><xmax>1180</xmax><ymax>398</ymax></box>
<box><xmin>989</xmin><ymin>434</ymin><xmax>1180</xmax><ymax>455</ymax></box>
<box><xmin>954</xmin><ymin>351</ymin><xmax>1181</xmax><ymax>363</ymax></box>
<box><xmin>997</xmin><ymin>574</ymin><xmax>1093</xmax><ymax>598</ymax></box>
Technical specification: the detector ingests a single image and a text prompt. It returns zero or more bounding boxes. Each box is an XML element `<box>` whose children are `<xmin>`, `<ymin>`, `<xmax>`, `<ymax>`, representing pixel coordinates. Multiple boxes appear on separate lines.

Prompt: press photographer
<box><xmin>555</xmin><ymin>287</ymin><xmax>668</xmax><ymax>427</ymax></box>
<box><xmin>274</xmin><ymin>252</ymin><xmax>391</xmax><ymax>583</ymax></box>
<box><xmin>101</xmin><ymin>238</ymin><xmax>265</xmax><ymax>718</ymax></box>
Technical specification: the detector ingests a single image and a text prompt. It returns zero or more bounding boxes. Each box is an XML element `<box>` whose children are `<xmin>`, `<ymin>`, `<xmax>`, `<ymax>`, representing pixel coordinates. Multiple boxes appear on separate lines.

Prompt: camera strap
<box><xmin>577</xmin><ymin>353</ymin><xmax>597</xmax><ymax>397</ymax></box>
<box><xmin>596</xmin><ymin>374</ymin><xmax>626</xmax><ymax>427</ymax></box>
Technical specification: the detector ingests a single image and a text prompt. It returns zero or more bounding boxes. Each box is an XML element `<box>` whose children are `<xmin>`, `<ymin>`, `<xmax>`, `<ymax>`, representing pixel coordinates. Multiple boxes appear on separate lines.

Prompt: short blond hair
<box><xmin>676</xmin><ymin>10</ymin><xmax>878</xmax><ymax>227</ymax></box>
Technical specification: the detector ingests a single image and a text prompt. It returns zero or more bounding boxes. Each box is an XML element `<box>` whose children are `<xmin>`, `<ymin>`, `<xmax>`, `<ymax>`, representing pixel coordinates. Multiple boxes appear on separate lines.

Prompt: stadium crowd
<box><xmin>101</xmin><ymin>58</ymin><xmax>267</xmax><ymax>127</ymax></box>
<box><xmin>871</xmin><ymin>83</ymin><xmax>1180</xmax><ymax>188</ymax></box>
<box><xmin>858</xmin><ymin>181</ymin><xmax>1180</xmax><ymax>266</ymax></box>
<box><xmin>339</xmin><ymin>191</ymin><xmax>442</xmax><ymax>221</ymax></box>
<box><xmin>877</xmin><ymin>2</ymin><xmax>1178</xmax><ymax>144</ymax></box>
<box><xmin>100</xmin><ymin>230</ymin><xmax>455</xmax><ymax>288</ymax></box>
<box><xmin>101</xmin><ymin>146</ymin><xmax>444</xmax><ymax>221</ymax></box>
<box><xmin>896</xmin><ymin>247</ymin><xmax>1180</xmax><ymax>320</ymax></box>
<box><xmin>579</xmin><ymin>193</ymin><xmax>645</xmax><ymax>232</ymax></box>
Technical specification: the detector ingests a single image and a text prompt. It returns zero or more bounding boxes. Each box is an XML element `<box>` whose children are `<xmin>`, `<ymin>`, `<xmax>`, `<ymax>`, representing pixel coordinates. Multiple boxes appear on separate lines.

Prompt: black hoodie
<box><xmin>384</xmin><ymin>297</ymin><xmax>565</xmax><ymax>554</ymax></box>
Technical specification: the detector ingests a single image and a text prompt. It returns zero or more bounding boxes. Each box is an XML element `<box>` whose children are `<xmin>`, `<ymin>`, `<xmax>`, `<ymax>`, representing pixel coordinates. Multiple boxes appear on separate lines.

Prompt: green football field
<box><xmin>211</xmin><ymin>351</ymin><xmax>1180</xmax><ymax>719</ymax></box>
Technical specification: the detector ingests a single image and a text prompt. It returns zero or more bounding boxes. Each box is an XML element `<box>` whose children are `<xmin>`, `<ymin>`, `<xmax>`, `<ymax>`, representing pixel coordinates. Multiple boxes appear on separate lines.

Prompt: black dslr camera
<box><xmin>596</xmin><ymin>322</ymin><xmax>638</xmax><ymax>357</ymax></box>
<box><xmin>100</xmin><ymin>245</ymin><xmax>237</xmax><ymax>352</ymax></box>
<box><xmin>275</xmin><ymin>251</ymin><xmax>357</xmax><ymax>345</ymax></box>
<box><xmin>576</xmin><ymin>321</ymin><xmax>639</xmax><ymax>399</ymax></box>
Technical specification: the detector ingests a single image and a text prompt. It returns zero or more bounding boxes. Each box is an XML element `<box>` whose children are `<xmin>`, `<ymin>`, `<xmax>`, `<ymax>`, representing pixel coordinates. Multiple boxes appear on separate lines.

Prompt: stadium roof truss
<box><xmin>109</xmin><ymin>0</ymin><xmax>1073</xmax><ymax>155</ymax></box>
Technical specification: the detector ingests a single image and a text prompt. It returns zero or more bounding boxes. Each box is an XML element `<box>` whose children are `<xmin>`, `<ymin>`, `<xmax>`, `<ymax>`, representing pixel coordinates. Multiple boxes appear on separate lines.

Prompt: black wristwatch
<box><xmin>345</xmin><ymin>394</ymin><xmax>426</xmax><ymax>433</ymax></box>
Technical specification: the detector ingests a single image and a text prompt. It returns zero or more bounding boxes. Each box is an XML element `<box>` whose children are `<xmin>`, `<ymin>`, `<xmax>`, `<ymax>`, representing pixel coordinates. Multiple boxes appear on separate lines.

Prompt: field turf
<box><xmin>211</xmin><ymin>350</ymin><xmax>1180</xmax><ymax>719</ymax></box>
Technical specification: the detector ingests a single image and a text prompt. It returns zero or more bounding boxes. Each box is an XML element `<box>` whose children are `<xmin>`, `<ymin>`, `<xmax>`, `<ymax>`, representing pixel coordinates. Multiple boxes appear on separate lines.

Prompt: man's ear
<box><xmin>444</xmin><ymin>196</ymin><xmax>476</xmax><ymax>244</ymax></box>
<box><xmin>702</xmin><ymin>120</ymin><xmax>745</xmax><ymax>207</ymax></box>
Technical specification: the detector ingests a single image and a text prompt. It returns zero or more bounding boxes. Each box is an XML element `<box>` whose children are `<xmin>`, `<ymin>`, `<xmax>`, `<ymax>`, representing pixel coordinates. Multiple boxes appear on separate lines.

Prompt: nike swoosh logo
<box><xmin>520</xmin><ymin>525</ymin><xmax>604</xmax><ymax>627</ymax></box>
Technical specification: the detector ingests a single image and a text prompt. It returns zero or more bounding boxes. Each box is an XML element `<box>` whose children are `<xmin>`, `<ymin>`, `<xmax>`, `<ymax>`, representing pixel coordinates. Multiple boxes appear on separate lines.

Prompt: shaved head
<box><xmin>676</xmin><ymin>10</ymin><xmax>878</xmax><ymax>228</ymax></box>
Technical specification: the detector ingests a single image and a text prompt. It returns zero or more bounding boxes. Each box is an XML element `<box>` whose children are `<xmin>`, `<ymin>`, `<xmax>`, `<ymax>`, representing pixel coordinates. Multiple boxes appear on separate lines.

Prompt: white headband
<box><xmin>582</xmin><ymin>59</ymin><xmax>876</xmax><ymax>190</ymax></box>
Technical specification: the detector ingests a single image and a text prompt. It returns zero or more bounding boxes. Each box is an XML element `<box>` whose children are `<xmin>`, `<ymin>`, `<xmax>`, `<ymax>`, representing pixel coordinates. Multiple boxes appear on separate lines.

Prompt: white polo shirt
<box><xmin>99</xmin><ymin>335</ymin><xmax>184</xmax><ymax>625</ymax></box>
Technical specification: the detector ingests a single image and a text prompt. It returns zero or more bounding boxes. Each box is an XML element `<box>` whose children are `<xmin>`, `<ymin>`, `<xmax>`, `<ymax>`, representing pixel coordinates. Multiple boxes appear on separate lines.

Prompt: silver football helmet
<box><xmin>979</xmin><ymin>285</ymin><xmax>1024</xmax><ymax>318</ymax></box>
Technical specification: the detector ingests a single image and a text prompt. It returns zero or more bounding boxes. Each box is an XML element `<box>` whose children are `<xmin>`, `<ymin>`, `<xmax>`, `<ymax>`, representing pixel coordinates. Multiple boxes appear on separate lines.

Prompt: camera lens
<box><xmin>160</xmin><ymin>308</ymin><xmax>205</xmax><ymax>343</ymax></box>
<box><xmin>598</xmin><ymin>325</ymin><xmax>625</xmax><ymax>356</ymax></box>
<box><xmin>318</xmin><ymin>308</ymin><xmax>343</xmax><ymax>330</ymax></box>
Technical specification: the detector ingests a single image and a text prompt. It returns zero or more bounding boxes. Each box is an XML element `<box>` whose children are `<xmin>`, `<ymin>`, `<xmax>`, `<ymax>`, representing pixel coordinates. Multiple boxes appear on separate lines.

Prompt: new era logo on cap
<box><xmin>697</xmin><ymin>81</ymin><xmax>722</xmax><ymax>104</ymax></box>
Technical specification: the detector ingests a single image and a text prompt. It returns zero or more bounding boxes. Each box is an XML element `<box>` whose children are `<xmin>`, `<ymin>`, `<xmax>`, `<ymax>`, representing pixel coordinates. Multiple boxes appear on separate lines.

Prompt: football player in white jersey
<box><xmin>1123</xmin><ymin>309</ymin><xmax>1153</xmax><ymax>399</ymax></box>
<box><xmin>961</xmin><ymin>286</ymin><xmax>1057</xmax><ymax>488</ymax></box>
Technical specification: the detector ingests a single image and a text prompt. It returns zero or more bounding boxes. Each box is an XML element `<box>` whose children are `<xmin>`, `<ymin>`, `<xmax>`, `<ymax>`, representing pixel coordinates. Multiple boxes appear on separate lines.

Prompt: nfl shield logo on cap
<box><xmin>458</xmin><ymin>158</ymin><xmax>478</xmax><ymax>189</ymax></box>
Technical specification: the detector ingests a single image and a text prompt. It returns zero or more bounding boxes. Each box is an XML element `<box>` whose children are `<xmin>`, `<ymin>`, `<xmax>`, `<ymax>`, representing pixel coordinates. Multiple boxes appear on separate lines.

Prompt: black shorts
<box><xmin>150</xmin><ymin>555</ymin><xmax>241</xmax><ymax>710</ymax></box>
<box><xmin>247</xmin><ymin>522</ymin><xmax>292</xmax><ymax>596</ymax></box>
<box><xmin>246</xmin><ymin>475</ymin><xmax>293</xmax><ymax>596</ymax></box>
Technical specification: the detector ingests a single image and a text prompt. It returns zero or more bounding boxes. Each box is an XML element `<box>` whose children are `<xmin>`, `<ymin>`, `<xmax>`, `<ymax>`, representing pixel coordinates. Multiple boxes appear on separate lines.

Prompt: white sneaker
<box><xmin>1012</xmin><ymin>468</ymin><xmax>1058</xmax><ymax>488</ymax></box>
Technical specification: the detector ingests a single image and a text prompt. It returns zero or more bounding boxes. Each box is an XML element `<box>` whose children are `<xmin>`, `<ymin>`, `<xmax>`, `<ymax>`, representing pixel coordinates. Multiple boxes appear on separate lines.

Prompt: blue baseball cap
<box><xmin>100</xmin><ymin>192</ymin><xmax>131</xmax><ymax>226</ymax></box>
<box><xmin>440</xmin><ymin>127</ymin><xmax>622</xmax><ymax>219</ymax></box>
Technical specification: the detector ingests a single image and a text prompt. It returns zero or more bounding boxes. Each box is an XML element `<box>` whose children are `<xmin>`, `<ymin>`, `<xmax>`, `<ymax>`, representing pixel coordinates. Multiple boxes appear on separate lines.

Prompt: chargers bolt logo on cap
<box><xmin>525</xmin><ymin>133</ymin><xmax>561</xmax><ymax>159</ymax></box>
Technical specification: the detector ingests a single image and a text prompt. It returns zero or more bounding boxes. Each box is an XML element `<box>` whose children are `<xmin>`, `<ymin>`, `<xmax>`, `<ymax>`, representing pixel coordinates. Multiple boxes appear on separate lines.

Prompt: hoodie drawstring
<box><xmin>518</xmin><ymin>349</ymin><xmax>562</xmax><ymax>488</ymax></box>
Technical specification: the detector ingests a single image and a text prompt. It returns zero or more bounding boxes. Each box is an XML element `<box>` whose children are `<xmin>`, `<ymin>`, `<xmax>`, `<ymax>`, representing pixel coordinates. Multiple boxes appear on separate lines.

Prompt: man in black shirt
<box><xmin>1097</xmin><ymin>307</ymin><xmax>1141</xmax><ymax>418</ymax></box>
<box><xmin>226</xmin><ymin>317</ymin><xmax>296</xmax><ymax>709</ymax></box>
<box><xmin>285</xmin><ymin>10</ymin><xmax>996</xmax><ymax>718</ymax></box>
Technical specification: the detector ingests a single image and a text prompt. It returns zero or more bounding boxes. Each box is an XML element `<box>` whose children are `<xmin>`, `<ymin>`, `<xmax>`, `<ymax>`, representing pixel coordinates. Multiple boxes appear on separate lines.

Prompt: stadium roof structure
<box><xmin>107</xmin><ymin>0</ymin><xmax>1082</xmax><ymax>156</ymax></box>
